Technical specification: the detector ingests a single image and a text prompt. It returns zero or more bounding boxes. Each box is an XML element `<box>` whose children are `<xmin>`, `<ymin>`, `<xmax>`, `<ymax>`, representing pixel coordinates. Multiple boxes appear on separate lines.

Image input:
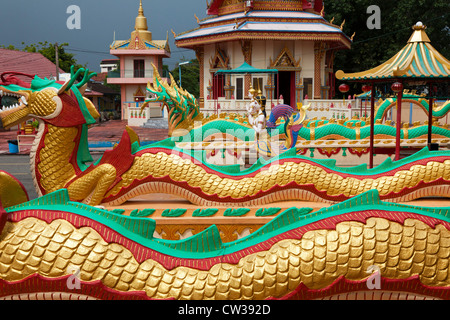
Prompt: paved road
<box><xmin>0</xmin><ymin>153</ymin><xmax>102</xmax><ymax>201</ymax></box>
<box><xmin>0</xmin><ymin>154</ymin><xmax>38</xmax><ymax>200</ymax></box>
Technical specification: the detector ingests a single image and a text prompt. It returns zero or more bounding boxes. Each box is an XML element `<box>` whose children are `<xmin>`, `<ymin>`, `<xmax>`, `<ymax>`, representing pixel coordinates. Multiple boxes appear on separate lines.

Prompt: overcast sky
<box><xmin>0</xmin><ymin>0</ymin><xmax>207</xmax><ymax>72</ymax></box>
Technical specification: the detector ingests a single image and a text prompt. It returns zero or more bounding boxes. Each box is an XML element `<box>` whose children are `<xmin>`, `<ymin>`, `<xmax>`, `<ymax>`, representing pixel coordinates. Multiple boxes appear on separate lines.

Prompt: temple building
<box><xmin>108</xmin><ymin>0</ymin><xmax>170</xmax><ymax>123</ymax></box>
<box><xmin>174</xmin><ymin>0</ymin><xmax>352</xmax><ymax>115</ymax></box>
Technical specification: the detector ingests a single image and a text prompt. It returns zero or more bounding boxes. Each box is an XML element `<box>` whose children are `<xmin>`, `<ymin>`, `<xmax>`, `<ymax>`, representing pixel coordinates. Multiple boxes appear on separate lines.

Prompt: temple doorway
<box><xmin>276</xmin><ymin>71</ymin><xmax>295</xmax><ymax>107</ymax></box>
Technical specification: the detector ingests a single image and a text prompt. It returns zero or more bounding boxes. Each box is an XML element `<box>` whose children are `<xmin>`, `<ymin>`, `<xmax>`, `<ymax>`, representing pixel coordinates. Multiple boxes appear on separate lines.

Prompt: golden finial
<box><xmin>171</xmin><ymin>29</ymin><xmax>177</xmax><ymax>38</ymax></box>
<box><xmin>351</xmin><ymin>32</ymin><xmax>356</xmax><ymax>41</ymax></box>
<box><xmin>340</xmin><ymin>19</ymin><xmax>345</xmax><ymax>30</ymax></box>
<box><xmin>194</xmin><ymin>14</ymin><xmax>200</xmax><ymax>24</ymax></box>
<box><xmin>320</xmin><ymin>6</ymin><xmax>324</xmax><ymax>17</ymax></box>
<box><xmin>409</xmin><ymin>21</ymin><xmax>431</xmax><ymax>43</ymax></box>
<box><xmin>249</xmin><ymin>85</ymin><xmax>256</xmax><ymax>98</ymax></box>
<box><xmin>330</xmin><ymin>17</ymin><xmax>335</xmax><ymax>24</ymax></box>
<box><xmin>138</xmin><ymin>0</ymin><xmax>144</xmax><ymax>15</ymax></box>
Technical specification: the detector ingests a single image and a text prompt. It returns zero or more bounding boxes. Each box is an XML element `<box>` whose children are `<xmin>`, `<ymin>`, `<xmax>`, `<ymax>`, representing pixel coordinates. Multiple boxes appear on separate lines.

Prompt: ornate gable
<box><xmin>209</xmin><ymin>47</ymin><xmax>230</xmax><ymax>69</ymax></box>
<box><xmin>270</xmin><ymin>46</ymin><xmax>301</xmax><ymax>70</ymax></box>
<box><xmin>134</xmin><ymin>86</ymin><xmax>145</xmax><ymax>97</ymax></box>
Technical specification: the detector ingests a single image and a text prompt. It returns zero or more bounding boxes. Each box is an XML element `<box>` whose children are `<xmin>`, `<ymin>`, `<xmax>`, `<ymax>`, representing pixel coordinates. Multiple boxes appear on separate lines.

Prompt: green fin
<box><xmin>232</xmin><ymin>207</ymin><xmax>313</xmax><ymax>246</ymax></box>
<box><xmin>318</xmin><ymin>189</ymin><xmax>382</xmax><ymax>215</ymax></box>
<box><xmin>255</xmin><ymin>207</ymin><xmax>282</xmax><ymax>217</ymax></box>
<box><xmin>223</xmin><ymin>208</ymin><xmax>250</xmax><ymax>216</ymax></box>
<box><xmin>130</xmin><ymin>208</ymin><xmax>155</xmax><ymax>217</ymax></box>
<box><xmin>6</xmin><ymin>189</ymin><xmax>70</xmax><ymax>210</ymax></box>
<box><xmin>160</xmin><ymin>225</ymin><xmax>223</xmax><ymax>254</ymax></box>
<box><xmin>192</xmin><ymin>208</ymin><xmax>219</xmax><ymax>217</ymax></box>
<box><xmin>111</xmin><ymin>209</ymin><xmax>125</xmax><ymax>215</ymax></box>
<box><xmin>161</xmin><ymin>208</ymin><xmax>187</xmax><ymax>217</ymax></box>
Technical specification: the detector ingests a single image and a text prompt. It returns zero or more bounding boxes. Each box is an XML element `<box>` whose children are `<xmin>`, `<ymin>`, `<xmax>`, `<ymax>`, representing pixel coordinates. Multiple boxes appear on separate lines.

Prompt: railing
<box><xmin>304</xmin><ymin>99</ymin><xmax>359</xmax><ymax>120</ymax></box>
<box><xmin>125</xmin><ymin>101</ymin><xmax>163</xmax><ymax>126</ymax></box>
<box><xmin>203</xmin><ymin>97</ymin><xmax>284</xmax><ymax>117</ymax></box>
<box><xmin>107</xmin><ymin>69</ymin><xmax>170</xmax><ymax>79</ymax></box>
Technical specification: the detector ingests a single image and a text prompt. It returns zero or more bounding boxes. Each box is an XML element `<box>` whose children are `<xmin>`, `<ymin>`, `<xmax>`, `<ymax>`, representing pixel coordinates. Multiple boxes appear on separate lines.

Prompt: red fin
<box><xmin>97</xmin><ymin>129</ymin><xmax>136</xmax><ymax>180</ymax></box>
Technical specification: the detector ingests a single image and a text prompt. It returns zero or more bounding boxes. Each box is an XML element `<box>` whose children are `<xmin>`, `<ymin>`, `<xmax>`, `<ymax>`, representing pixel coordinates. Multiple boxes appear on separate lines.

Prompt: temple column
<box><xmin>241</xmin><ymin>40</ymin><xmax>252</xmax><ymax>97</ymax></box>
<box><xmin>314</xmin><ymin>42</ymin><xmax>326</xmax><ymax>99</ymax></box>
<box><xmin>295</xmin><ymin>71</ymin><xmax>303</xmax><ymax>105</ymax></box>
<box><xmin>195</xmin><ymin>47</ymin><xmax>205</xmax><ymax>109</ymax></box>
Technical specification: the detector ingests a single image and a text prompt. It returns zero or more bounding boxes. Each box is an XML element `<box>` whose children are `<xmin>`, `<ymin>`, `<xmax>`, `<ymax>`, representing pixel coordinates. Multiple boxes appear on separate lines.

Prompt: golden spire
<box><xmin>138</xmin><ymin>0</ymin><xmax>144</xmax><ymax>15</ymax></box>
<box><xmin>408</xmin><ymin>21</ymin><xmax>431</xmax><ymax>43</ymax></box>
<box><xmin>133</xmin><ymin>0</ymin><xmax>152</xmax><ymax>42</ymax></box>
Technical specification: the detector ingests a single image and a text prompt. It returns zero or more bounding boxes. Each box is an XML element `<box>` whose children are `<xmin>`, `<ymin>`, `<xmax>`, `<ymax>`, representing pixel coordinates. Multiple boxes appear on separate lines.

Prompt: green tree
<box><xmin>324</xmin><ymin>0</ymin><xmax>449</xmax><ymax>95</ymax></box>
<box><xmin>169</xmin><ymin>59</ymin><xmax>200</xmax><ymax>99</ymax></box>
<box><xmin>2</xmin><ymin>41</ymin><xmax>85</xmax><ymax>73</ymax></box>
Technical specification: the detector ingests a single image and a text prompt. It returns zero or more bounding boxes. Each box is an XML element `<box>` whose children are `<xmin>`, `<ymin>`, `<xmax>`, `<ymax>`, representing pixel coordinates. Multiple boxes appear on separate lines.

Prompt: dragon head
<box><xmin>0</xmin><ymin>67</ymin><xmax>99</xmax><ymax>130</ymax></box>
<box><xmin>169</xmin><ymin>73</ymin><xmax>199</xmax><ymax>117</ymax></box>
<box><xmin>140</xmin><ymin>63</ymin><xmax>181</xmax><ymax>113</ymax></box>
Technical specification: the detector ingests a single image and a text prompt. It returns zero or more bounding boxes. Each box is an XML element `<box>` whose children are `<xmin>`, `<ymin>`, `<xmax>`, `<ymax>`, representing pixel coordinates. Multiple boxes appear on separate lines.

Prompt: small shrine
<box><xmin>108</xmin><ymin>0</ymin><xmax>171</xmax><ymax>125</ymax></box>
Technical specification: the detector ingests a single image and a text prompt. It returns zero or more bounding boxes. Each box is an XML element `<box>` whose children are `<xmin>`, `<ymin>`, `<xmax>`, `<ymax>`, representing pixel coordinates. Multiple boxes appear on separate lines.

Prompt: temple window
<box><xmin>236</xmin><ymin>78</ymin><xmax>244</xmax><ymax>100</ymax></box>
<box><xmin>253</xmin><ymin>77</ymin><xmax>263</xmax><ymax>95</ymax></box>
<box><xmin>134</xmin><ymin>59</ymin><xmax>145</xmax><ymax>78</ymax></box>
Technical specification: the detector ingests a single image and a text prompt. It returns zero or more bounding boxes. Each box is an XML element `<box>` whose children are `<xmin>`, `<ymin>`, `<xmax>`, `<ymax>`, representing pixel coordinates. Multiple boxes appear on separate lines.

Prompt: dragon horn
<box><xmin>75</xmin><ymin>68</ymin><xmax>97</xmax><ymax>89</ymax></box>
<box><xmin>152</xmin><ymin>63</ymin><xmax>164</xmax><ymax>84</ymax></box>
<box><xmin>58</xmin><ymin>66</ymin><xmax>84</xmax><ymax>94</ymax></box>
<box><xmin>169</xmin><ymin>73</ymin><xmax>179</xmax><ymax>90</ymax></box>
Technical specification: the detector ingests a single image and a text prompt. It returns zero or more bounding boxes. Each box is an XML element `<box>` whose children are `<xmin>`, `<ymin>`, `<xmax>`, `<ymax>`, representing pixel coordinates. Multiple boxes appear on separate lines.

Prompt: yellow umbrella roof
<box><xmin>335</xmin><ymin>22</ymin><xmax>450</xmax><ymax>81</ymax></box>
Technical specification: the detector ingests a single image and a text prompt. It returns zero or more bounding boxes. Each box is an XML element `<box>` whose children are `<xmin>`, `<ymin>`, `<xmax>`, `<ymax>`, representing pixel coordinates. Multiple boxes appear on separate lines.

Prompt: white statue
<box><xmin>246</xmin><ymin>87</ymin><xmax>267</xmax><ymax>138</ymax></box>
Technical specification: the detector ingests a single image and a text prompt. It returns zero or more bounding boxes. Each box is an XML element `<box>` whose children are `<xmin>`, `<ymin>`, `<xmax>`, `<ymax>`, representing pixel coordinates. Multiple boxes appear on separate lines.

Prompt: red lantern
<box><xmin>339</xmin><ymin>83</ymin><xmax>350</xmax><ymax>105</ymax></box>
<box><xmin>339</xmin><ymin>83</ymin><xmax>350</xmax><ymax>94</ymax></box>
<box><xmin>391</xmin><ymin>82</ymin><xmax>403</xmax><ymax>93</ymax></box>
<box><xmin>362</xmin><ymin>84</ymin><xmax>372</xmax><ymax>93</ymax></box>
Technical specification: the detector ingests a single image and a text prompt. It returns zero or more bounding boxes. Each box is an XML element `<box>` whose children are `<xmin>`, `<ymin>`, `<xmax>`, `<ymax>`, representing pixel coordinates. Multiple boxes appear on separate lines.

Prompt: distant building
<box><xmin>107</xmin><ymin>0</ymin><xmax>171</xmax><ymax>122</ymax></box>
<box><xmin>0</xmin><ymin>48</ymin><xmax>65</xmax><ymax>84</ymax></box>
<box><xmin>86</xmin><ymin>77</ymin><xmax>121</xmax><ymax>121</ymax></box>
<box><xmin>175</xmin><ymin>0</ymin><xmax>351</xmax><ymax>115</ymax></box>
<box><xmin>100</xmin><ymin>59</ymin><xmax>119</xmax><ymax>73</ymax></box>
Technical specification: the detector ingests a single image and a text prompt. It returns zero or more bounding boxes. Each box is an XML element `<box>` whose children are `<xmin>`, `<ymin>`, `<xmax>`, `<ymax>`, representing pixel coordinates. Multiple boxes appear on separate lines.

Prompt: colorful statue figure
<box><xmin>246</xmin><ymin>88</ymin><xmax>267</xmax><ymax>139</ymax></box>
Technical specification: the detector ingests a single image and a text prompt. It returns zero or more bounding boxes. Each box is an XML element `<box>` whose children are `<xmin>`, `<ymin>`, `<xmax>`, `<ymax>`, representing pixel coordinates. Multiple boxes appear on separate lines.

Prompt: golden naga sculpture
<box><xmin>1</xmin><ymin>67</ymin><xmax>450</xmax><ymax>302</ymax></box>
<box><xmin>140</xmin><ymin>63</ymin><xmax>202</xmax><ymax>136</ymax></box>
<box><xmin>1</xmin><ymin>186</ymin><xmax>449</xmax><ymax>300</ymax></box>
<box><xmin>1</xmin><ymin>68</ymin><xmax>450</xmax><ymax>208</ymax></box>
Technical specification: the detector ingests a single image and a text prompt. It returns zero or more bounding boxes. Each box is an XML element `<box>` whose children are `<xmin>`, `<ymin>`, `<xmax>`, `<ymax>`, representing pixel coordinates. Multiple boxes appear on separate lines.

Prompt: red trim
<box><xmin>277</xmin><ymin>275</ymin><xmax>450</xmax><ymax>300</ymax></box>
<box><xmin>207</xmin><ymin>0</ymin><xmax>224</xmax><ymax>15</ymax></box>
<box><xmin>317</xmin><ymin>147</ymin><xmax>341</xmax><ymax>157</ymax></box>
<box><xmin>347</xmin><ymin>147</ymin><xmax>370</xmax><ymax>157</ymax></box>
<box><xmin>0</xmin><ymin>274</ymin><xmax>155</xmax><ymax>300</ymax></box>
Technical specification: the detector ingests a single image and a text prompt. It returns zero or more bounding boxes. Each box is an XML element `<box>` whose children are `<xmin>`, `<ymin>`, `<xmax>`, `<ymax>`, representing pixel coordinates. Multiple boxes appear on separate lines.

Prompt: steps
<box><xmin>141</xmin><ymin>117</ymin><xmax>168</xmax><ymax>129</ymax></box>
